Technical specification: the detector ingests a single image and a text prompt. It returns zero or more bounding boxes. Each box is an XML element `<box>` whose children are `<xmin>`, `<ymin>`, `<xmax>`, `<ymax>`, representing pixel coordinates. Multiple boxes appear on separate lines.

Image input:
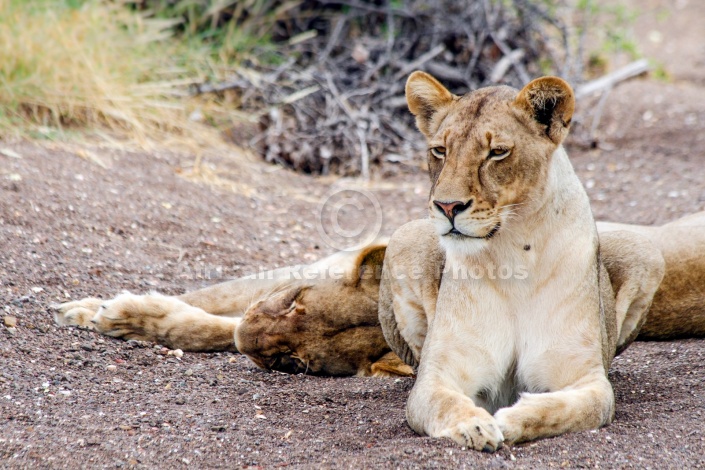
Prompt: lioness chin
<box><xmin>378</xmin><ymin>72</ymin><xmax>666</xmax><ymax>450</ymax></box>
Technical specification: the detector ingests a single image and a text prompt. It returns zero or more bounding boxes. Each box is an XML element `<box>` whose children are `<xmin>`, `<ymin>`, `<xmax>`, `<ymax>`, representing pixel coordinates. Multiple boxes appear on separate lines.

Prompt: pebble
<box><xmin>106</xmin><ymin>365</ymin><xmax>117</xmax><ymax>372</ymax></box>
<box><xmin>3</xmin><ymin>316</ymin><xmax>17</xmax><ymax>328</ymax></box>
<box><xmin>184</xmin><ymin>369</ymin><xmax>193</xmax><ymax>376</ymax></box>
<box><xmin>6</xmin><ymin>327</ymin><xmax>16</xmax><ymax>335</ymax></box>
<box><xmin>168</xmin><ymin>349</ymin><xmax>184</xmax><ymax>358</ymax></box>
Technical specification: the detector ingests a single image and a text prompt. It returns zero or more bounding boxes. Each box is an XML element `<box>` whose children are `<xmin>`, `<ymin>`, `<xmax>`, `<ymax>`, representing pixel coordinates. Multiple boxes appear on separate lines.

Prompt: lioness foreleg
<box><xmin>405</xmin><ymin>283</ymin><xmax>510</xmax><ymax>452</ymax></box>
<box><xmin>494</xmin><ymin>373</ymin><xmax>614</xmax><ymax>444</ymax></box>
<box><xmin>54</xmin><ymin>298</ymin><xmax>103</xmax><ymax>328</ymax></box>
<box><xmin>90</xmin><ymin>292</ymin><xmax>239</xmax><ymax>351</ymax></box>
<box><xmin>55</xmin><ymin>292</ymin><xmax>239</xmax><ymax>351</ymax></box>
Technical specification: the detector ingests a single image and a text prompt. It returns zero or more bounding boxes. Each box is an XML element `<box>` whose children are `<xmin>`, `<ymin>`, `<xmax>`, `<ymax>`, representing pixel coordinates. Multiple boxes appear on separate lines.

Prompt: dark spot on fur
<box><xmin>524</xmin><ymin>244</ymin><xmax>531</xmax><ymax>251</ymax></box>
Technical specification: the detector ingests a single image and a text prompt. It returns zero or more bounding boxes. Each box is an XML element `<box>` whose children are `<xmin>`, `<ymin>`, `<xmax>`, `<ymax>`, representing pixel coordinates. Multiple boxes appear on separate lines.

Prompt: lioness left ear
<box><xmin>353</xmin><ymin>243</ymin><xmax>387</xmax><ymax>291</ymax></box>
<box><xmin>514</xmin><ymin>76</ymin><xmax>575</xmax><ymax>144</ymax></box>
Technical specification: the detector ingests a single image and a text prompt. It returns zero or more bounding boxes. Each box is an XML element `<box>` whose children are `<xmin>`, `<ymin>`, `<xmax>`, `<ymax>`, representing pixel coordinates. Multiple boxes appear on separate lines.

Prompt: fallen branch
<box><xmin>575</xmin><ymin>59</ymin><xmax>651</xmax><ymax>99</ymax></box>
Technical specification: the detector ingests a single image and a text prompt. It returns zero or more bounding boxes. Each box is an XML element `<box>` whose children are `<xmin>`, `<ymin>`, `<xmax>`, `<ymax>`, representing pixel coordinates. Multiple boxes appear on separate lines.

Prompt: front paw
<box><xmin>494</xmin><ymin>407</ymin><xmax>523</xmax><ymax>444</ymax></box>
<box><xmin>52</xmin><ymin>298</ymin><xmax>103</xmax><ymax>327</ymax></box>
<box><xmin>438</xmin><ymin>412</ymin><xmax>504</xmax><ymax>452</ymax></box>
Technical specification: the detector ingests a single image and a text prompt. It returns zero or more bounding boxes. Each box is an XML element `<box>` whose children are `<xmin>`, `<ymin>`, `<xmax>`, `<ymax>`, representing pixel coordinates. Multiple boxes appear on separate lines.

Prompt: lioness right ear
<box><xmin>406</xmin><ymin>71</ymin><xmax>454</xmax><ymax>137</ymax></box>
<box><xmin>514</xmin><ymin>76</ymin><xmax>575</xmax><ymax>144</ymax></box>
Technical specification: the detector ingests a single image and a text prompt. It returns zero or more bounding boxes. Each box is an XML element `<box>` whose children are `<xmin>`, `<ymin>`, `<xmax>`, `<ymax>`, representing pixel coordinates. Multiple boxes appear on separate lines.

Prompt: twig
<box><xmin>589</xmin><ymin>86</ymin><xmax>613</xmax><ymax>140</ymax></box>
<box><xmin>490</xmin><ymin>49</ymin><xmax>526</xmax><ymax>83</ymax></box>
<box><xmin>392</xmin><ymin>44</ymin><xmax>446</xmax><ymax>82</ymax></box>
<box><xmin>356</xmin><ymin>126</ymin><xmax>370</xmax><ymax>181</ymax></box>
<box><xmin>318</xmin><ymin>17</ymin><xmax>346</xmax><ymax>64</ymax></box>
<box><xmin>575</xmin><ymin>59</ymin><xmax>651</xmax><ymax>99</ymax></box>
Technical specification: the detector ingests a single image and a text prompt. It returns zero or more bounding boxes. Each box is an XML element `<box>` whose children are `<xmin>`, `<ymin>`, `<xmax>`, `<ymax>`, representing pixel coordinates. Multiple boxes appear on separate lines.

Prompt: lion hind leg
<box><xmin>599</xmin><ymin>231</ymin><xmax>666</xmax><ymax>353</ymax></box>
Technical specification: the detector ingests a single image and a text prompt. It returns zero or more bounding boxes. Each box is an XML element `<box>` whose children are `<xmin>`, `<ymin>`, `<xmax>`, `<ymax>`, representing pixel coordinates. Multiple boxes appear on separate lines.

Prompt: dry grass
<box><xmin>0</xmin><ymin>0</ymin><xmax>239</xmax><ymax>151</ymax></box>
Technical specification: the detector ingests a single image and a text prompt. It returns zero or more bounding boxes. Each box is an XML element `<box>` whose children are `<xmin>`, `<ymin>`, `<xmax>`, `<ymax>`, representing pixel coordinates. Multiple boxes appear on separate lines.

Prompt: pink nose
<box><xmin>433</xmin><ymin>200</ymin><xmax>472</xmax><ymax>221</ymax></box>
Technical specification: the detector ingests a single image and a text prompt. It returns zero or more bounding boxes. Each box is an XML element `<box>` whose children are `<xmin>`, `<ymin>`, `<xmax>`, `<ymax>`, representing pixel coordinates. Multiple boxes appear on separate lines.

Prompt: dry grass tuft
<box><xmin>0</xmin><ymin>0</ymin><xmax>233</xmax><ymax>151</ymax></box>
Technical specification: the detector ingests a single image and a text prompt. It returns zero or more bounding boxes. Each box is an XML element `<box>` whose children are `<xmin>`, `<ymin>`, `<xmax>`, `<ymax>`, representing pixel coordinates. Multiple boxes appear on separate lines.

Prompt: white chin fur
<box><xmin>439</xmin><ymin>234</ymin><xmax>487</xmax><ymax>257</ymax></box>
<box><xmin>433</xmin><ymin>217</ymin><xmax>490</xmax><ymax>257</ymax></box>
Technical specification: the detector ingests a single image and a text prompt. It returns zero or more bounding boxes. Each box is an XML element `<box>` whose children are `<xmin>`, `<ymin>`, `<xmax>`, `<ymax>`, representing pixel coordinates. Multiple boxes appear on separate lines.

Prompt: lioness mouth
<box><xmin>446</xmin><ymin>223</ymin><xmax>501</xmax><ymax>240</ymax></box>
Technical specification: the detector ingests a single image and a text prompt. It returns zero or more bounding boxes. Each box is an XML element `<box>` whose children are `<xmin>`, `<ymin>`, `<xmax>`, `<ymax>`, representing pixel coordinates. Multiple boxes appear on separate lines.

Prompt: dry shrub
<box><xmin>0</xmin><ymin>0</ymin><xmax>222</xmax><ymax>149</ymax></box>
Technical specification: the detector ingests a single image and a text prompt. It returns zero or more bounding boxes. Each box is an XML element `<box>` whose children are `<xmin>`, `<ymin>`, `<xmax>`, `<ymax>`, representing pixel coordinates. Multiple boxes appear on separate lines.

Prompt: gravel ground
<box><xmin>2</xmin><ymin>1</ymin><xmax>705</xmax><ymax>468</ymax></box>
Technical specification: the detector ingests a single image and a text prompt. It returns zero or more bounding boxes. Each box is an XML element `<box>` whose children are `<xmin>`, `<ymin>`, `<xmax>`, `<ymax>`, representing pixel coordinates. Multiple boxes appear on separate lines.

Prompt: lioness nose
<box><xmin>433</xmin><ymin>200</ymin><xmax>472</xmax><ymax>221</ymax></box>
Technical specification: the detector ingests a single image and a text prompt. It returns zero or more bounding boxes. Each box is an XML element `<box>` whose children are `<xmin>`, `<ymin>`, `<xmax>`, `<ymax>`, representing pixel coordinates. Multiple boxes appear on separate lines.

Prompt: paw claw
<box><xmin>439</xmin><ymin>414</ymin><xmax>504</xmax><ymax>451</ymax></box>
<box><xmin>53</xmin><ymin>298</ymin><xmax>103</xmax><ymax>327</ymax></box>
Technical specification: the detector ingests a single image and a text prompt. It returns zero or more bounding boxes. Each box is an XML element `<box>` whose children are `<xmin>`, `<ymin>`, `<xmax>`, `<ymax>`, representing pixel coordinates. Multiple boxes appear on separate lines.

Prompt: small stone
<box><xmin>184</xmin><ymin>369</ymin><xmax>193</xmax><ymax>376</ymax></box>
<box><xmin>4</xmin><ymin>316</ymin><xmax>17</xmax><ymax>328</ymax></box>
<box><xmin>174</xmin><ymin>397</ymin><xmax>186</xmax><ymax>405</ymax></box>
<box><xmin>228</xmin><ymin>357</ymin><xmax>238</xmax><ymax>363</ymax></box>
<box><xmin>106</xmin><ymin>365</ymin><xmax>117</xmax><ymax>372</ymax></box>
<box><xmin>210</xmin><ymin>424</ymin><xmax>227</xmax><ymax>432</ymax></box>
<box><xmin>6</xmin><ymin>327</ymin><xmax>16</xmax><ymax>335</ymax></box>
<box><xmin>168</xmin><ymin>349</ymin><xmax>183</xmax><ymax>359</ymax></box>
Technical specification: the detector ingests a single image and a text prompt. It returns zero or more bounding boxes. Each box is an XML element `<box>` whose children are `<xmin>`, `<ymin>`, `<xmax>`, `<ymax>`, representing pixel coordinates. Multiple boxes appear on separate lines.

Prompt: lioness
<box><xmin>377</xmin><ymin>71</ymin><xmax>701</xmax><ymax>451</ymax></box>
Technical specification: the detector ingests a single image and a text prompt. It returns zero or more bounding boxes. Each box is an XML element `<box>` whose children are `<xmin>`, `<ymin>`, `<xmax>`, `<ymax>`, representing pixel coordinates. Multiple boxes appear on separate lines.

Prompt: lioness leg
<box><xmin>597</xmin><ymin>213</ymin><xmax>705</xmax><ymax>339</ymax></box>
<box><xmin>87</xmin><ymin>292</ymin><xmax>239</xmax><ymax>351</ymax></box>
<box><xmin>494</xmin><ymin>373</ymin><xmax>615</xmax><ymax>444</ymax></box>
<box><xmin>54</xmin><ymin>293</ymin><xmax>239</xmax><ymax>352</ymax></box>
<box><xmin>53</xmin><ymin>267</ymin><xmax>303</xmax><ymax>351</ymax></box>
<box><xmin>379</xmin><ymin>219</ymin><xmax>442</xmax><ymax>368</ymax></box>
<box><xmin>599</xmin><ymin>231</ymin><xmax>665</xmax><ymax>353</ymax></box>
<box><xmin>369</xmin><ymin>352</ymin><xmax>415</xmax><ymax>377</ymax></box>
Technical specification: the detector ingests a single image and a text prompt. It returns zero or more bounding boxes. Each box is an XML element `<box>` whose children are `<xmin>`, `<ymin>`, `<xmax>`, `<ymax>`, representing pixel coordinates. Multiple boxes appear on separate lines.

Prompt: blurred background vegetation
<box><xmin>0</xmin><ymin>0</ymin><xmax>639</xmax><ymax>174</ymax></box>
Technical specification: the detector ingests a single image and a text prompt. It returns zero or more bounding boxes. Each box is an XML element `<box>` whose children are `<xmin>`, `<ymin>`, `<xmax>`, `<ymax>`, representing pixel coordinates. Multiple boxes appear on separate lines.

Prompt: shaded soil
<box><xmin>2</xmin><ymin>1</ymin><xmax>705</xmax><ymax>468</ymax></box>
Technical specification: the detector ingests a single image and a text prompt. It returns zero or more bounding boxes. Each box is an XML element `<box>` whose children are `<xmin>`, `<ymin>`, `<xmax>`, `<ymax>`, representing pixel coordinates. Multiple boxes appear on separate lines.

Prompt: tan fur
<box><xmin>379</xmin><ymin>72</ymin><xmax>670</xmax><ymax>450</ymax></box>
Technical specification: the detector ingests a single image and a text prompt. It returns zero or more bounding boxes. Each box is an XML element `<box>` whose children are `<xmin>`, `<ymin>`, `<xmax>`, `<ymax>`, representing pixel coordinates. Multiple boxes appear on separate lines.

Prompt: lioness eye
<box><xmin>488</xmin><ymin>148</ymin><xmax>510</xmax><ymax>160</ymax></box>
<box><xmin>289</xmin><ymin>300</ymin><xmax>297</xmax><ymax>311</ymax></box>
<box><xmin>430</xmin><ymin>147</ymin><xmax>446</xmax><ymax>159</ymax></box>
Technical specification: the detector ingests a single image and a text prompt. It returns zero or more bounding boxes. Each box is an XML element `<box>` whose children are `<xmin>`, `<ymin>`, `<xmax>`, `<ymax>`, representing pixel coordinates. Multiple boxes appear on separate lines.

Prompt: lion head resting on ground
<box><xmin>233</xmin><ymin>243</ymin><xmax>412</xmax><ymax>377</ymax></box>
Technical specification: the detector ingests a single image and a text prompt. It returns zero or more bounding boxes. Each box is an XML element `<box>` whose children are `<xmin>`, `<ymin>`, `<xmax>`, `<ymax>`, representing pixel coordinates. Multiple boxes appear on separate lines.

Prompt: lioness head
<box><xmin>235</xmin><ymin>244</ymin><xmax>393</xmax><ymax>376</ymax></box>
<box><xmin>406</xmin><ymin>72</ymin><xmax>575</xmax><ymax>252</ymax></box>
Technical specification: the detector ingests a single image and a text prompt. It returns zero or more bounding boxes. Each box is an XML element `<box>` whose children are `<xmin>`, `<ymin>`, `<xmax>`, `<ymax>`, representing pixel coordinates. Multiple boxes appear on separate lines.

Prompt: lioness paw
<box><xmin>53</xmin><ymin>298</ymin><xmax>103</xmax><ymax>327</ymax></box>
<box><xmin>494</xmin><ymin>407</ymin><xmax>524</xmax><ymax>444</ymax></box>
<box><xmin>439</xmin><ymin>415</ymin><xmax>504</xmax><ymax>452</ymax></box>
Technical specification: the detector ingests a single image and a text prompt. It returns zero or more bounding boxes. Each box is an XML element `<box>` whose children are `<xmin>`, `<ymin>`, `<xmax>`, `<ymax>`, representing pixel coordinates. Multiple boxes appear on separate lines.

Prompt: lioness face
<box><xmin>405</xmin><ymin>72</ymin><xmax>574</xmax><ymax>252</ymax></box>
<box><xmin>235</xmin><ymin>245</ymin><xmax>391</xmax><ymax>376</ymax></box>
